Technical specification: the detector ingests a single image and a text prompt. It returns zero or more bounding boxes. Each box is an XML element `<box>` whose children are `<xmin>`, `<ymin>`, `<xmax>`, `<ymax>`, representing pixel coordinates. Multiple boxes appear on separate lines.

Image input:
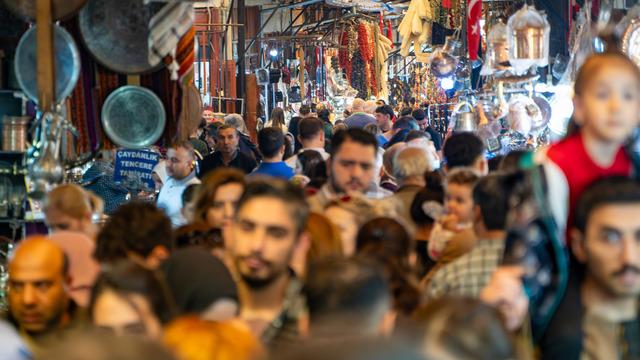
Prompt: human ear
<box><xmin>290</xmin><ymin>232</ymin><xmax>311</xmax><ymax>277</ymax></box>
<box><xmin>146</xmin><ymin>246</ymin><xmax>170</xmax><ymax>269</ymax></box>
<box><xmin>570</xmin><ymin>228</ymin><xmax>587</xmax><ymax>263</ymax></box>
<box><xmin>473</xmin><ymin>205</ymin><xmax>482</xmax><ymax>224</ymax></box>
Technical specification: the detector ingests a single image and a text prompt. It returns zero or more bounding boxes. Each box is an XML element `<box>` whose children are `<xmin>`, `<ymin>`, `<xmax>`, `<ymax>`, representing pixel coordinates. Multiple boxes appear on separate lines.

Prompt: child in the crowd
<box><xmin>483</xmin><ymin>51</ymin><xmax>640</xmax><ymax>338</ymax></box>
<box><xmin>540</xmin><ymin>51</ymin><xmax>640</xmax><ymax>242</ymax></box>
<box><xmin>181</xmin><ymin>184</ymin><xmax>200</xmax><ymax>224</ymax></box>
<box><xmin>427</xmin><ymin>168</ymin><xmax>479</xmax><ymax>262</ymax></box>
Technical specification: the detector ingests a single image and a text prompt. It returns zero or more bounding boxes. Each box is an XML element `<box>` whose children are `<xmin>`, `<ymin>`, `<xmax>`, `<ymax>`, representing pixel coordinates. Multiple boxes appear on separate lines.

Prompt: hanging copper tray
<box><xmin>79</xmin><ymin>0</ymin><xmax>164</xmax><ymax>75</ymax></box>
<box><xmin>101</xmin><ymin>86</ymin><xmax>166</xmax><ymax>149</ymax></box>
<box><xmin>2</xmin><ymin>0</ymin><xmax>87</xmax><ymax>21</ymax></box>
<box><xmin>14</xmin><ymin>25</ymin><xmax>80</xmax><ymax>104</ymax></box>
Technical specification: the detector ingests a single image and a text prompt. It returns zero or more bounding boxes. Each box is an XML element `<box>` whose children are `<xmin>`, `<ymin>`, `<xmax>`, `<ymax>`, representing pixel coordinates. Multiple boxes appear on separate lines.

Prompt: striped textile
<box><xmin>148</xmin><ymin>3</ymin><xmax>194</xmax><ymax>80</ymax></box>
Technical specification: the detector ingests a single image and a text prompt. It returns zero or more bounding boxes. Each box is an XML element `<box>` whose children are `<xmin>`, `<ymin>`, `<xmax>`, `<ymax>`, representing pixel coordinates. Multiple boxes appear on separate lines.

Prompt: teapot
<box><xmin>451</xmin><ymin>101</ymin><xmax>477</xmax><ymax>132</ymax></box>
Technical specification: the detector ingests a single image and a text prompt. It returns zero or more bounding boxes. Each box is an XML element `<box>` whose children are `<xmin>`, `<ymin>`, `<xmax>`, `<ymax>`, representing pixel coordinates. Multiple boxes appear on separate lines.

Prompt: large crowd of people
<box><xmin>2</xmin><ymin>51</ymin><xmax>640</xmax><ymax>359</ymax></box>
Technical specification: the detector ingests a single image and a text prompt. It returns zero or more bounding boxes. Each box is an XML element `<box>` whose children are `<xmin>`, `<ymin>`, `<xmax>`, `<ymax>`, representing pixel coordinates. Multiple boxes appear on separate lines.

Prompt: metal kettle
<box><xmin>452</xmin><ymin>101</ymin><xmax>477</xmax><ymax>132</ymax></box>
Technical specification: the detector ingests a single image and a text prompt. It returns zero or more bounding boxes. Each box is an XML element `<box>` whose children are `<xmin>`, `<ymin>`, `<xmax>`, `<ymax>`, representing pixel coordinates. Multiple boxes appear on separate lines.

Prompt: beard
<box><xmin>240</xmin><ymin>273</ymin><xmax>282</xmax><ymax>289</ymax></box>
<box><xmin>331</xmin><ymin>175</ymin><xmax>366</xmax><ymax>195</ymax></box>
<box><xmin>235</xmin><ymin>254</ymin><xmax>288</xmax><ymax>290</ymax></box>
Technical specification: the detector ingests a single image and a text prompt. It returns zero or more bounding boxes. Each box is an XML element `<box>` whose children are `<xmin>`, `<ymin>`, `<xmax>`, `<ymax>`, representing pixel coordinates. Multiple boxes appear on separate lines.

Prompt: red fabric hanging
<box><xmin>387</xmin><ymin>20</ymin><xmax>393</xmax><ymax>48</ymax></box>
<box><xmin>442</xmin><ymin>0</ymin><xmax>452</xmax><ymax>9</ymax></box>
<box><xmin>467</xmin><ymin>0</ymin><xmax>482</xmax><ymax>60</ymax></box>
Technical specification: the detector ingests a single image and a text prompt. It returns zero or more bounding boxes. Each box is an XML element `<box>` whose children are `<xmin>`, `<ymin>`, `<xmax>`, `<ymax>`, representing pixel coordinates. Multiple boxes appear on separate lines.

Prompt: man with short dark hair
<box><xmin>412</xmin><ymin>108</ymin><xmax>442</xmax><ymax>151</ymax></box>
<box><xmin>94</xmin><ymin>202</ymin><xmax>174</xmax><ymax>269</ymax></box>
<box><xmin>199</xmin><ymin>125</ymin><xmax>258</xmax><ymax>178</ymax></box>
<box><xmin>537</xmin><ymin>177</ymin><xmax>640</xmax><ymax>359</ymax></box>
<box><xmin>374</xmin><ymin>105</ymin><xmax>395</xmax><ymax>147</ymax></box>
<box><xmin>299</xmin><ymin>104</ymin><xmax>312</xmax><ymax>118</ymax></box>
<box><xmin>305</xmin><ymin>257</ymin><xmax>392</xmax><ymax>339</ymax></box>
<box><xmin>400</xmin><ymin>107</ymin><xmax>413</xmax><ymax>117</ymax></box>
<box><xmin>308</xmin><ymin>128</ymin><xmax>390</xmax><ymax>211</ymax></box>
<box><xmin>7</xmin><ymin>237</ymin><xmax>77</xmax><ymax>347</ymax></box>
<box><xmin>230</xmin><ymin>179</ymin><xmax>310</xmax><ymax>348</ymax></box>
<box><xmin>442</xmin><ymin>132</ymin><xmax>488</xmax><ymax>175</ymax></box>
<box><xmin>384</xmin><ymin>116</ymin><xmax>419</xmax><ymax>149</ymax></box>
<box><xmin>285</xmin><ymin>117</ymin><xmax>329</xmax><ymax>170</ymax></box>
<box><xmin>158</xmin><ymin>141</ymin><xmax>201</xmax><ymax>227</ymax></box>
<box><xmin>289</xmin><ymin>105</ymin><xmax>313</xmax><ymax>152</ymax></box>
<box><xmin>204</xmin><ymin>122</ymin><xmax>222</xmax><ymax>151</ymax></box>
<box><xmin>251</xmin><ymin>128</ymin><xmax>295</xmax><ymax>180</ymax></box>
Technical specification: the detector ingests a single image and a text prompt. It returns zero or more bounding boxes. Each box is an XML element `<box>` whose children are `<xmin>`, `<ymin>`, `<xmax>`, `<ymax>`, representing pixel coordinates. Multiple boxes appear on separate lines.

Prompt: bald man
<box><xmin>8</xmin><ymin>237</ymin><xmax>72</xmax><ymax>338</ymax></box>
<box><xmin>345</xmin><ymin>98</ymin><xmax>375</xmax><ymax>129</ymax></box>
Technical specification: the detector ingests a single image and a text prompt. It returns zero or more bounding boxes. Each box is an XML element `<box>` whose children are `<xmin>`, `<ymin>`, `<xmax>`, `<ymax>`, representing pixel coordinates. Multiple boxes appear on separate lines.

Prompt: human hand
<box><xmin>441</xmin><ymin>214</ymin><xmax>460</xmax><ymax>232</ymax></box>
<box><xmin>480</xmin><ymin>265</ymin><xmax>529</xmax><ymax>331</ymax></box>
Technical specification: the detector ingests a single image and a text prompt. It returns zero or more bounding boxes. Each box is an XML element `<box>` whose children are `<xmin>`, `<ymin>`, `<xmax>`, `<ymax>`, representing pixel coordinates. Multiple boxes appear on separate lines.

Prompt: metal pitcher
<box><xmin>28</xmin><ymin>112</ymin><xmax>64</xmax><ymax>200</ymax></box>
<box><xmin>452</xmin><ymin>101</ymin><xmax>477</xmax><ymax>132</ymax></box>
<box><xmin>1</xmin><ymin>116</ymin><xmax>30</xmax><ymax>152</ymax></box>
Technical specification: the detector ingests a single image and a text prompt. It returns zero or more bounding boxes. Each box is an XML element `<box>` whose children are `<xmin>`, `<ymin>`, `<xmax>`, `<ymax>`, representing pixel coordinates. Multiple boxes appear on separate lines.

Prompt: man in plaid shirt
<box><xmin>424</xmin><ymin>174</ymin><xmax>511</xmax><ymax>299</ymax></box>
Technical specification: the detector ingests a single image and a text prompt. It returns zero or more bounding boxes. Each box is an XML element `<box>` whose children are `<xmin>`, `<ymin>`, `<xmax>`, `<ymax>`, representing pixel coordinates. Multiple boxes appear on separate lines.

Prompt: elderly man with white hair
<box><xmin>364</xmin><ymin>100</ymin><xmax>378</xmax><ymax>115</ymax></box>
<box><xmin>344</xmin><ymin>98</ymin><xmax>376</xmax><ymax>129</ymax></box>
<box><xmin>388</xmin><ymin>146</ymin><xmax>433</xmax><ymax>233</ymax></box>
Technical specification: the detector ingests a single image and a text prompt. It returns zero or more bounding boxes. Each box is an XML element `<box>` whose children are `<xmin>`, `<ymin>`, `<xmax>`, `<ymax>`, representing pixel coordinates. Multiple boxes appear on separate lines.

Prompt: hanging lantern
<box><xmin>430</xmin><ymin>46</ymin><xmax>458</xmax><ymax>78</ymax></box>
<box><xmin>507</xmin><ymin>5</ymin><xmax>550</xmax><ymax>75</ymax></box>
<box><xmin>487</xmin><ymin>19</ymin><xmax>509</xmax><ymax>68</ymax></box>
<box><xmin>442</xmin><ymin>35</ymin><xmax>463</xmax><ymax>57</ymax></box>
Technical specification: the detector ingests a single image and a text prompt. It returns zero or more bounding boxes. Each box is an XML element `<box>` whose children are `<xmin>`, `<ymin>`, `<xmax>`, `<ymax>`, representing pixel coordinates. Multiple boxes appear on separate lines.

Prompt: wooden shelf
<box><xmin>0</xmin><ymin>151</ymin><xmax>25</xmax><ymax>155</ymax></box>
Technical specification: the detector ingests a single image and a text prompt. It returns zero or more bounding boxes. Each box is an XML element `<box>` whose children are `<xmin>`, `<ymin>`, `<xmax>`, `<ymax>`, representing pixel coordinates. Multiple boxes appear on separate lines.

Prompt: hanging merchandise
<box><xmin>398</xmin><ymin>0</ymin><xmax>433</xmax><ymax>57</ymax></box>
<box><xmin>325</xmin><ymin>0</ymin><xmax>352</xmax><ymax>7</ymax></box>
<box><xmin>354</xmin><ymin>0</ymin><xmax>392</xmax><ymax>13</ymax></box>
<box><xmin>351</xmin><ymin>49</ymin><xmax>368</xmax><ymax>98</ymax></box>
<box><xmin>357</xmin><ymin>22</ymin><xmax>378</xmax><ymax>96</ymax></box>
<box><xmin>450</xmin><ymin>101</ymin><xmax>477</xmax><ymax>133</ymax></box>
<box><xmin>506</xmin><ymin>94</ymin><xmax>541</xmax><ymax>137</ymax></box>
<box><xmin>339</xmin><ymin>27</ymin><xmax>350</xmax><ymax>75</ymax></box>
<box><xmin>429</xmin><ymin>29</ymin><xmax>462</xmax><ymax>78</ymax></box>
<box><xmin>481</xmin><ymin>19</ymin><xmax>509</xmax><ymax>76</ymax></box>
<box><xmin>620</xmin><ymin>5</ymin><xmax>640</xmax><ymax>68</ymax></box>
<box><xmin>375</xmin><ymin>26</ymin><xmax>393</xmax><ymax>100</ymax></box>
<box><xmin>467</xmin><ymin>0</ymin><xmax>482</xmax><ymax>60</ymax></box>
<box><xmin>429</xmin><ymin>47</ymin><xmax>457</xmax><ymax>78</ymax></box>
<box><xmin>79</xmin><ymin>0</ymin><xmax>165</xmax><ymax>75</ymax></box>
<box><xmin>148</xmin><ymin>2</ymin><xmax>194</xmax><ymax>80</ymax></box>
<box><xmin>506</xmin><ymin>5</ymin><xmax>550</xmax><ymax>75</ymax></box>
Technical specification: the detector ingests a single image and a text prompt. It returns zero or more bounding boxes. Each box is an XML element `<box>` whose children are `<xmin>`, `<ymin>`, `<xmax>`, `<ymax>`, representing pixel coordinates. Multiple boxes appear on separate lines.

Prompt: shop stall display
<box><xmin>0</xmin><ymin>0</ymin><xmax>634</xmax><ymax>230</ymax></box>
